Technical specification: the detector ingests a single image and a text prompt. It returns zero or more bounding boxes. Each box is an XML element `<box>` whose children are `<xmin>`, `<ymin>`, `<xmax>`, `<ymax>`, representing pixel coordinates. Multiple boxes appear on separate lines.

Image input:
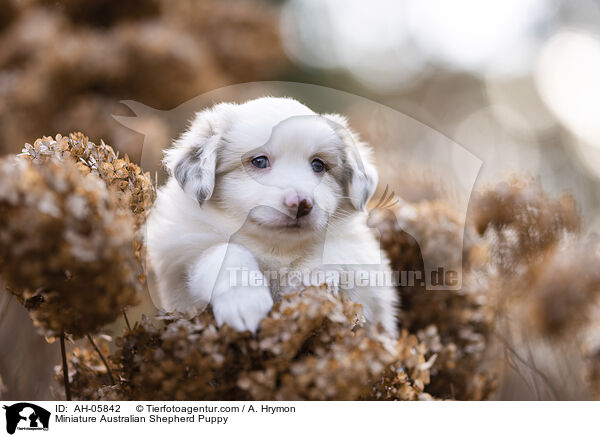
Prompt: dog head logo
<box><xmin>3</xmin><ymin>403</ymin><xmax>50</xmax><ymax>434</ymax></box>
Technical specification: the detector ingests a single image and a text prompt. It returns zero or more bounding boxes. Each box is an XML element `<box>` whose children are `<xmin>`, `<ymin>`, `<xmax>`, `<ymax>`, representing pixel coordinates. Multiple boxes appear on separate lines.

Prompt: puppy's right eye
<box><xmin>251</xmin><ymin>156</ymin><xmax>269</xmax><ymax>169</ymax></box>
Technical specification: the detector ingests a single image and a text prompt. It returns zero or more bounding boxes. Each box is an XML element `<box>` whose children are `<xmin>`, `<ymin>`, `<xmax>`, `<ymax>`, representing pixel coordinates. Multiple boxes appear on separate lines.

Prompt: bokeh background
<box><xmin>1</xmin><ymin>0</ymin><xmax>599</xmax><ymax>400</ymax></box>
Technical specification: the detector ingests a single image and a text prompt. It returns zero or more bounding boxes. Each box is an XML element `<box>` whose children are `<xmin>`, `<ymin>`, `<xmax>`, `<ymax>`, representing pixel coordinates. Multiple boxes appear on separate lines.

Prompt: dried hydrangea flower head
<box><xmin>0</xmin><ymin>0</ymin><xmax>287</xmax><ymax>157</ymax></box>
<box><xmin>524</xmin><ymin>240</ymin><xmax>600</xmax><ymax>338</ymax></box>
<box><xmin>369</xmin><ymin>201</ymin><xmax>498</xmax><ymax>400</ymax></box>
<box><xmin>470</xmin><ymin>178</ymin><xmax>579</xmax><ymax>277</ymax></box>
<box><xmin>0</xmin><ymin>156</ymin><xmax>141</xmax><ymax>338</ymax></box>
<box><xmin>21</xmin><ymin>132</ymin><xmax>155</xmax><ymax>229</ymax></box>
<box><xmin>52</xmin><ymin>335</ymin><xmax>116</xmax><ymax>401</ymax></box>
<box><xmin>490</xmin><ymin>237</ymin><xmax>600</xmax><ymax>400</ymax></box>
<box><xmin>59</xmin><ymin>287</ymin><xmax>433</xmax><ymax>401</ymax></box>
<box><xmin>467</xmin><ymin>180</ymin><xmax>600</xmax><ymax>399</ymax></box>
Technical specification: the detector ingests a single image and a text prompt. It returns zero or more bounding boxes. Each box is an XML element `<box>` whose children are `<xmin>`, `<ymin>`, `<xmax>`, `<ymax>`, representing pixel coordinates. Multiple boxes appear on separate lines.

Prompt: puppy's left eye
<box><xmin>251</xmin><ymin>156</ymin><xmax>269</xmax><ymax>169</ymax></box>
<box><xmin>311</xmin><ymin>158</ymin><xmax>326</xmax><ymax>173</ymax></box>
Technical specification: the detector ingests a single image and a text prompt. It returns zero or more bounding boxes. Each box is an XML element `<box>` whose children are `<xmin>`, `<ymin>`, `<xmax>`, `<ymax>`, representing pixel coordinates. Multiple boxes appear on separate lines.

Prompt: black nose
<box><xmin>296</xmin><ymin>198</ymin><xmax>313</xmax><ymax>218</ymax></box>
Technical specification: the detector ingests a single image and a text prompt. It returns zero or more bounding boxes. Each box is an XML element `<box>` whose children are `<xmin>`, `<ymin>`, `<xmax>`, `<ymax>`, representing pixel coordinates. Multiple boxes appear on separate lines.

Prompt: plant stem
<box><xmin>60</xmin><ymin>332</ymin><xmax>71</xmax><ymax>401</ymax></box>
<box><xmin>122</xmin><ymin>309</ymin><xmax>131</xmax><ymax>330</ymax></box>
<box><xmin>87</xmin><ymin>334</ymin><xmax>115</xmax><ymax>385</ymax></box>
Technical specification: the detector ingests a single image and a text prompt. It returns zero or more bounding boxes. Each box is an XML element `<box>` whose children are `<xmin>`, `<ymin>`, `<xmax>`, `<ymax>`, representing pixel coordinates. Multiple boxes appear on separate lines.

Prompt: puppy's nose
<box><xmin>283</xmin><ymin>192</ymin><xmax>313</xmax><ymax>218</ymax></box>
<box><xmin>296</xmin><ymin>197</ymin><xmax>313</xmax><ymax>218</ymax></box>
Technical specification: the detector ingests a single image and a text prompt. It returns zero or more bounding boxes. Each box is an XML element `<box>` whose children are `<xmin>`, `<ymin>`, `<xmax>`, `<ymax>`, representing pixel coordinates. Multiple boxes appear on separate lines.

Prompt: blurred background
<box><xmin>1</xmin><ymin>0</ymin><xmax>599</xmax><ymax>399</ymax></box>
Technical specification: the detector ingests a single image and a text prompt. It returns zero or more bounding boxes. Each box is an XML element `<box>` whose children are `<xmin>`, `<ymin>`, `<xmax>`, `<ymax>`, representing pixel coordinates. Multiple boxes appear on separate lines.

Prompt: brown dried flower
<box><xmin>21</xmin><ymin>132</ymin><xmax>155</xmax><ymax>229</ymax></box>
<box><xmin>0</xmin><ymin>0</ymin><xmax>287</xmax><ymax>157</ymax></box>
<box><xmin>525</xmin><ymin>241</ymin><xmax>600</xmax><ymax>338</ymax></box>
<box><xmin>60</xmin><ymin>287</ymin><xmax>432</xmax><ymax>401</ymax></box>
<box><xmin>53</xmin><ymin>336</ymin><xmax>116</xmax><ymax>401</ymax></box>
<box><xmin>470</xmin><ymin>179</ymin><xmax>579</xmax><ymax>277</ymax></box>
<box><xmin>0</xmin><ymin>156</ymin><xmax>141</xmax><ymax>338</ymax></box>
<box><xmin>369</xmin><ymin>201</ymin><xmax>498</xmax><ymax>400</ymax></box>
<box><xmin>467</xmin><ymin>179</ymin><xmax>600</xmax><ymax>400</ymax></box>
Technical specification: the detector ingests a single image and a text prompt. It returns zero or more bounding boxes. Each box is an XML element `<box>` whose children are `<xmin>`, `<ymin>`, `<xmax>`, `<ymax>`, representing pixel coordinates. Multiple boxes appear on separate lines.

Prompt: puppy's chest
<box><xmin>256</xmin><ymin>251</ymin><xmax>316</xmax><ymax>273</ymax></box>
<box><xmin>256</xmin><ymin>251</ymin><xmax>321</xmax><ymax>298</ymax></box>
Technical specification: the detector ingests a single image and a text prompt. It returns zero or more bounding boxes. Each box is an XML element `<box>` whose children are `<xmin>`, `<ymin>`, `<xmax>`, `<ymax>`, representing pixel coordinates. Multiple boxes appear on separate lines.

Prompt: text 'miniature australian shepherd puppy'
<box><xmin>146</xmin><ymin>97</ymin><xmax>398</xmax><ymax>336</ymax></box>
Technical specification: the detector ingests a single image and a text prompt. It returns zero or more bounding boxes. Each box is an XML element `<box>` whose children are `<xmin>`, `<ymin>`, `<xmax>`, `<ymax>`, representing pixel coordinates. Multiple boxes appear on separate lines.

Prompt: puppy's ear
<box><xmin>323</xmin><ymin>113</ymin><xmax>378</xmax><ymax>211</ymax></box>
<box><xmin>164</xmin><ymin>104</ymin><xmax>231</xmax><ymax>205</ymax></box>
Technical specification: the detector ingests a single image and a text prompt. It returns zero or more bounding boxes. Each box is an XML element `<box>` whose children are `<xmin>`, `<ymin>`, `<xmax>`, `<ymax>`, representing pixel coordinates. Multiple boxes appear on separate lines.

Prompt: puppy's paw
<box><xmin>212</xmin><ymin>286</ymin><xmax>273</xmax><ymax>333</ymax></box>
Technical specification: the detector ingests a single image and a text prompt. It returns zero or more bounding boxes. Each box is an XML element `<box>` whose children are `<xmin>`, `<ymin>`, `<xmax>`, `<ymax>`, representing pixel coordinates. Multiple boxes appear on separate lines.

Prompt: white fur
<box><xmin>146</xmin><ymin>97</ymin><xmax>398</xmax><ymax>335</ymax></box>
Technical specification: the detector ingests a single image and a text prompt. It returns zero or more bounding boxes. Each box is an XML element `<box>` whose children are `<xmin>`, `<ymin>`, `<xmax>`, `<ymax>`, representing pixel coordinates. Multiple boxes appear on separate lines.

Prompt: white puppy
<box><xmin>146</xmin><ymin>97</ymin><xmax>398</xmax><ymax>336</ymax></box>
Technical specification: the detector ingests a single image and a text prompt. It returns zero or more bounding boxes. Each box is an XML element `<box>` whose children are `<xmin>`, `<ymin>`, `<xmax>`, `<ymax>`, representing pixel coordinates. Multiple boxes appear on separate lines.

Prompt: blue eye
<box><xmin>311</xmin><ymin>158</ymin><xmax>326</xmax><ymax>173</ymax></box>
<box><xmin>251</xmin><ymin>156</ymin><xmax>269</xmax><ymax>169</ymax></box>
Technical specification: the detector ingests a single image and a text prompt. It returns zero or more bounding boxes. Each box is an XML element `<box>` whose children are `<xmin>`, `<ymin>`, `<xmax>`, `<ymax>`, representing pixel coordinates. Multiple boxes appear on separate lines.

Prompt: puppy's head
<box><xmin>164</xmin><ymin>97</ymin><xmax>378</xmax><ymax>237</ymax></box>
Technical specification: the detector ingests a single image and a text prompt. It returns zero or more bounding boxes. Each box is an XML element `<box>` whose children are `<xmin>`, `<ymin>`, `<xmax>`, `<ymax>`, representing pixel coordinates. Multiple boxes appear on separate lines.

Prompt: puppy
<box><xmin>146</xmin><ymin>97</ymin><xmax>398</xmax><ymax>336</ymax></box>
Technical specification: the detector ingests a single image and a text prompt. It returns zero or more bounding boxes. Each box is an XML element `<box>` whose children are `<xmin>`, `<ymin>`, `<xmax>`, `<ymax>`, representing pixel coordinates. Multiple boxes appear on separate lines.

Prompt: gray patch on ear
<box><xmin>340</xmin><ymin>155</ymin><xmax>354</xmax><ymax>196</ymax></box>
<box><xmin>174</xmin><ymin>159</ymin><xmax>189</xmax><ymax>187</ymax></box>
<box><xmin>338</xmin><ymin>149</ymin><xmax>369</xmax><ymax>210</ymax></box>
<box><xmin>174</xmin><ymin>147</ymin><xmax>211</xmax><ymax>205</ymax></box>
<box><xmin>347</xmin><ymin>153</ymin><xmax>376</xmax><ymax>211</ymax></box>
<box><xmin>195</xmin><ymin>187</ymin><xmax>211</xmax><ymax>205</ymax></box>
<box><xmin>354</xmin><ymin>172</ymin><xmax>372</xmax><ymax>210</ymax></box>
<box><xmin>174</xmin><ymin>148</ymin><xmax>199</xmax><ymax>187</ymax></box>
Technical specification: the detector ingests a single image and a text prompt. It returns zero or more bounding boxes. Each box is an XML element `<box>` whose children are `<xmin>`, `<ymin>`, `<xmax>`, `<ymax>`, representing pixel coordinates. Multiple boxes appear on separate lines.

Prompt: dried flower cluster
<box><xmin>371</xmin><ymin>200</ymin><xmax>470</xmax><ymax>275</ymax></box>
<box><xmin>470</xmin><ymin>179</ymin><xmax>579</xmax><ymax>278</ymax></box>
<box><xmin>523</xmin><ymin>242</ymin><xmax>600</xmax><ymax>338</ymax></box>
<box><xmin>21</xmin><ymin>132</ymin><xmax>156</xmax><ymax>229</ymax></box>
<box><xmin>470</xmin><ymin>179</ymin><xmax>600</xmax><ymax>399</ymax></box>
<box><xmin>0</xmin><ymin>0</ymin><xmax>287</xmax><ymax>157</ymax></box>
<box><xmin>60</xmin><ymin>287</ymin><xmax>433</xmax><ymax>401</ymax></box>
<box><xmin>369</xmin><ymin>201</ymin><xmax>498</xmax><ymax>400</ymax></box>
<box><xmin>53</xmin><ymin>336</ymin><xmax>115</xmax><ymax>401</ymax></box>
<box><xmin>0</xmin><ymin>156</ymin><xmax>141</xmax><ymax>338</ymax></box>
<box><xmin>471</xmin><ymin>179</ymin><xmax>588</xmax><ymax>335</ymax></box>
